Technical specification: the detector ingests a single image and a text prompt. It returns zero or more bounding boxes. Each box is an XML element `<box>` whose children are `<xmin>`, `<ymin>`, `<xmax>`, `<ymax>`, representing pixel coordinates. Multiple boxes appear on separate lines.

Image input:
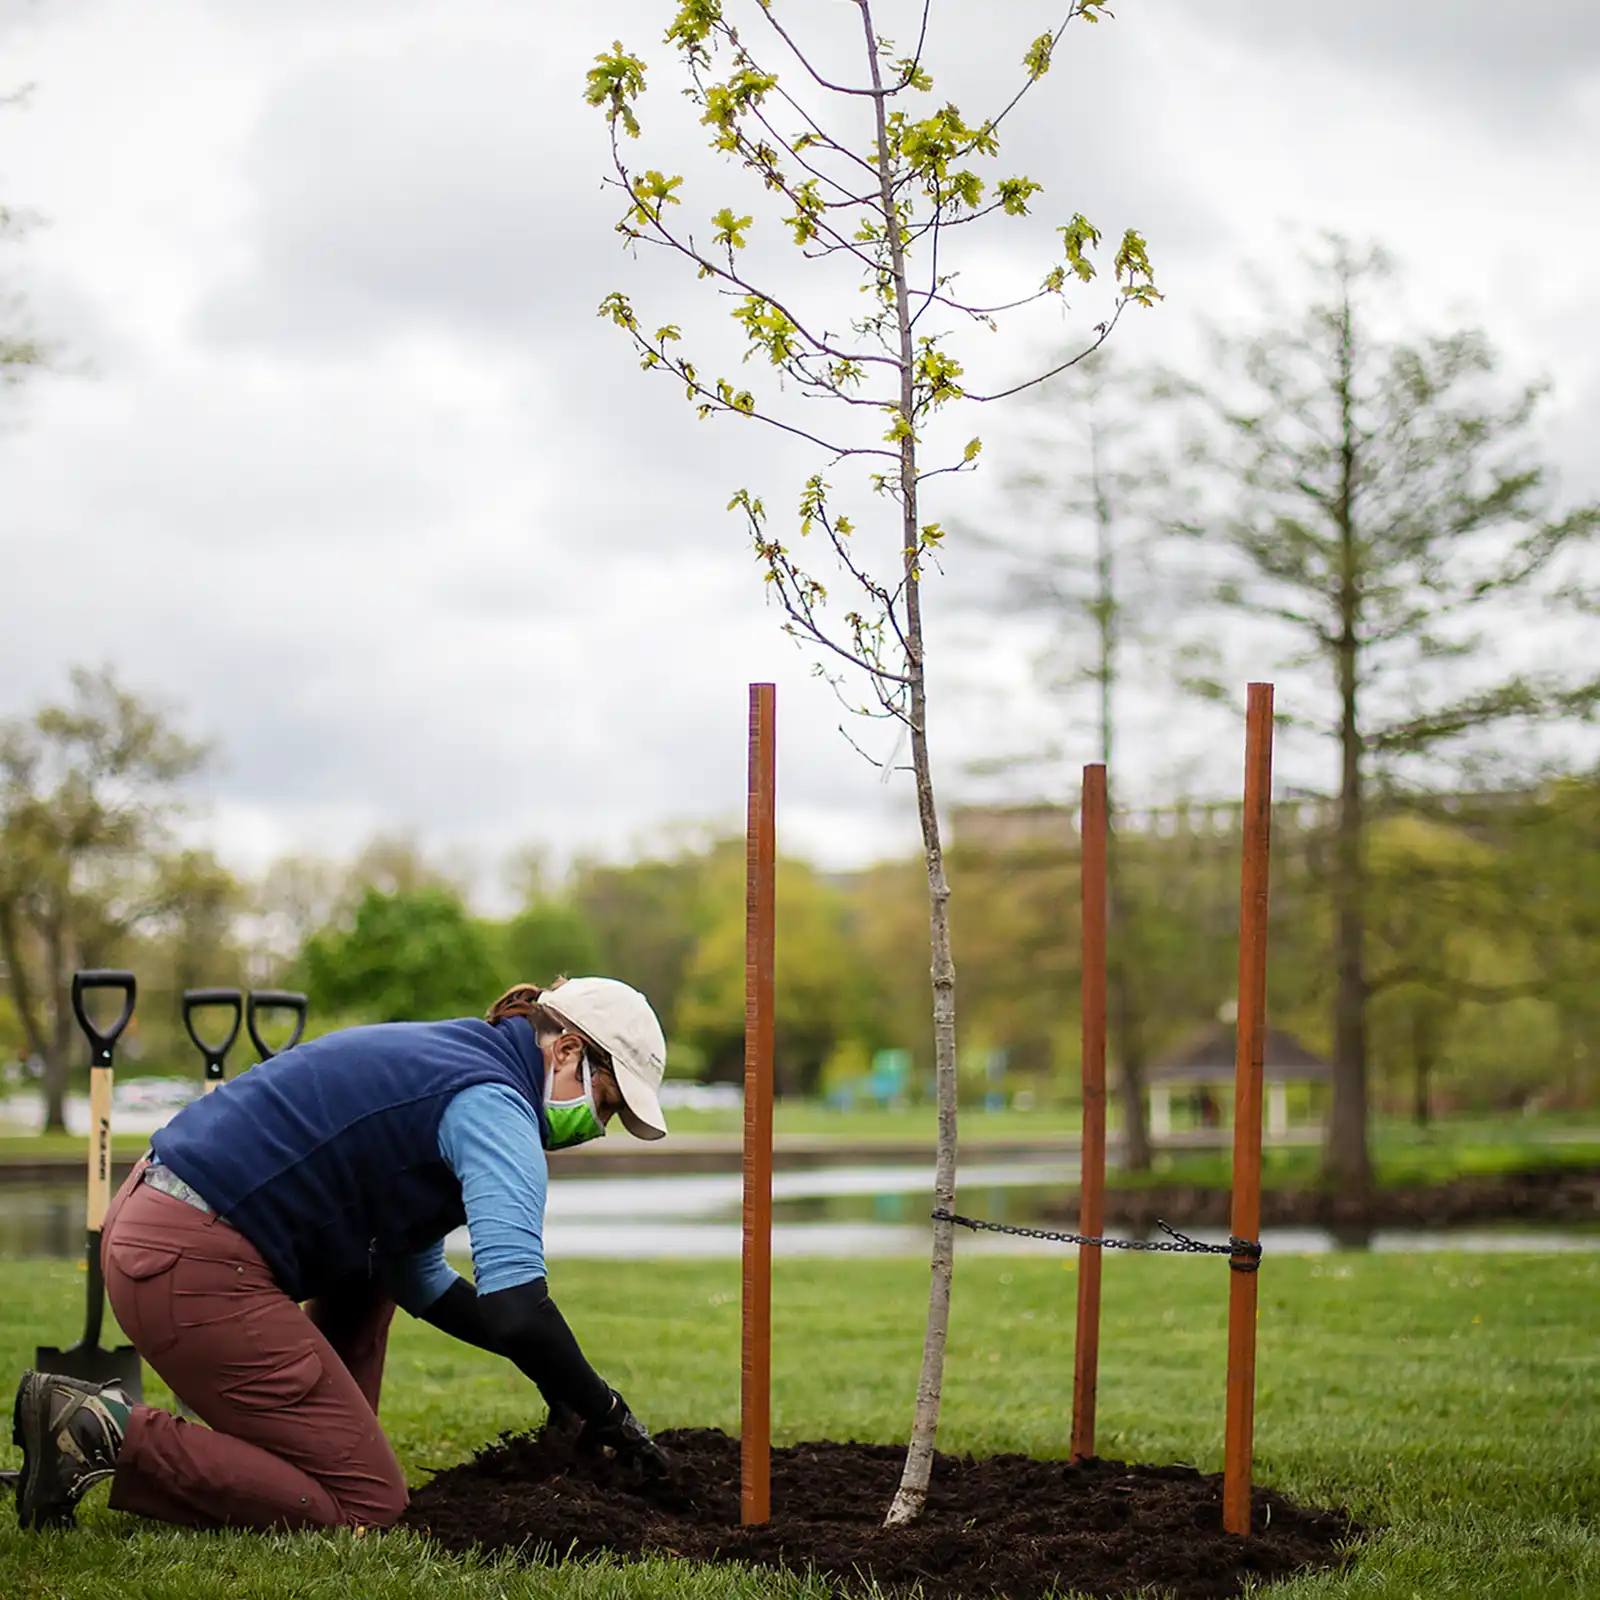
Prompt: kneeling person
<box><xmin>13</xmin><ymin>978</ymin><xmax>669</xmax><ymax>1531</ymax></box>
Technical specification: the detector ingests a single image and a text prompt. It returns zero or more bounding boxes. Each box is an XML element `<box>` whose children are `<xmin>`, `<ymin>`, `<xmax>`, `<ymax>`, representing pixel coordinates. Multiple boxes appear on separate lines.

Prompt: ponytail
<box><xmin>486</xmin><ymin>978</ymin><xmax>568</xmax><ymax>1029</ymax></box>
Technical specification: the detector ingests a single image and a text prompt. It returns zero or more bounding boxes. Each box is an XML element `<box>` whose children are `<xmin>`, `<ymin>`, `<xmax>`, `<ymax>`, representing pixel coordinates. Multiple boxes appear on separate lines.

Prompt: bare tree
<box><xmin>586</xmin><ymin>0</ymin><xmax>1156</xmax><ymax>1522</ymax></box>
<box><xmin>966</xmin><ymin>349</ymin><xmax>1183</xmax><ymax>1169</ymax></box>
<box><xmin>1171</xmin><ymin>236</ymin><xmax>1600</xmax><ymax>1191</ymax></box>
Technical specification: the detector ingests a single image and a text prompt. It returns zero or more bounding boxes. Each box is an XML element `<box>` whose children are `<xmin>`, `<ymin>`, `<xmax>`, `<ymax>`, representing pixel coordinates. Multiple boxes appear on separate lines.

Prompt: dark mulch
<box><xmin>1065</xmin><ymin>1162</ymin><xmax>1600</xmax><ymax>1234</ymax></box>
<box><xmin>403</xmin><ymin>1426</ymin><xmax>1361</xmax><ymax>1600</ymax></box>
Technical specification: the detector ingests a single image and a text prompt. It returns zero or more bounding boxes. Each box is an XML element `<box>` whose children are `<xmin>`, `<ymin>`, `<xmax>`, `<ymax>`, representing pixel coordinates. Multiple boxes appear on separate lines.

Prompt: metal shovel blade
<box><xmin>32</xmin><ymin>1338</ymin><xmax>145</xmax><ymax>1403</ymax></box>
<box><xmin>36</xmin><ymin>1232</ymin><xmax>144</xmax><ymax>1401</ymax></box>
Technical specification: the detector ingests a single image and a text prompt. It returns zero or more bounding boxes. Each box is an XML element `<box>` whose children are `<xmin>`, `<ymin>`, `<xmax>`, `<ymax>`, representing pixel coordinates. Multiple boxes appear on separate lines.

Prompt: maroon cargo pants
<box><xmin>98</xmin><ymin>1159</ymin><xmax>408</xmax><ymax>1530</ymax></box>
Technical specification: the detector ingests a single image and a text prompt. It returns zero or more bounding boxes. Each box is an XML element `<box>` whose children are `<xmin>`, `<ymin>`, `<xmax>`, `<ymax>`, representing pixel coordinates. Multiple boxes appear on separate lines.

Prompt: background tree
<box><xmin>571</xmin><ymin>845</ymin><xmax>714</xmax><ymax>1026</ymax></box>
<box><xmin>153</xmin><ymin>848</ymin><xmax>246</xmax><ymax>999</ymax></box>
<box><xmin>587</xmin><ymin>0</ymin><xmax>1156</xmax><ymax>1522</ymax></box>
<box><xmin>1511</xmin><ymin>778</ymin><xmax>1600</xmax><ymax>1108</ymax></box>
<box><xmin>1172</xmin><ymin>235</ymin><xmax>1600</xmax><ymax>1191</ymax></box>
<box><xmin>966</xmin><ymin>348</ymin><xmax>1185</xmax><ymax>1168</ymax></box>
<box><xmin>503</xmin><ymin>896</ymin><xmax>604</xmax><ymax>990</ymax></box>
<box><xmin>300</xmin><ymin>884</ymin><xmax>501</xmax><ymax>1024</ymax></box>
<box><xmin>675</xmin><ymin>847</ymin><xmax>878</xmax><ymax>1093</ymax></box>
<box><xmin>0</xmin><ymin>668</ymin><xmax>208</xmax><ymax>1127</ymax></box>
<box><xmin>253</xmin><ymin>852</ymin><xmax>348</xmax><ymax>982</ymax></box>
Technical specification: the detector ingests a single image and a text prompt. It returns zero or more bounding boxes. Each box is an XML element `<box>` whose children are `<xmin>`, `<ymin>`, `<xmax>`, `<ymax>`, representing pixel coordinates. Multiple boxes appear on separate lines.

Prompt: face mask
<box><xmin>544</xmin><ymin>1050</ymin><xmax>606</xmax><ymax>1150</ymax></box>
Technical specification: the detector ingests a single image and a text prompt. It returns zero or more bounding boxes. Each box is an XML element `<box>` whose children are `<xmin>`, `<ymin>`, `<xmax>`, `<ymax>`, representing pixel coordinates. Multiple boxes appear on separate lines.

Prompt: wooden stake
<box><xmin>741</xmin><ymin>683</ymin><xmax>777</xmax><ymax>1525</ymax></box>
<box><xmin>1072</xmin><ymin>764</ymin><xmax>1109</xmax><ymax>1461</ymax></box>
<box><xmin>1224</xmin><ymin>683</ymin><xmax>1275</xmax><ymax>1536</ymax></box>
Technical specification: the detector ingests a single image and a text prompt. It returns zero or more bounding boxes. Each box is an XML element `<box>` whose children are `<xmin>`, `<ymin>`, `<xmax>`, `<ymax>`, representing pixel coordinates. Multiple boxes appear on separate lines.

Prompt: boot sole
<box><xmin>12</xmin><ymin>1371</ymin><xmax>69</xmax><ymax>1531</ymax></box>
<box><xmin>12</xmin><ymin>1370</ymin><xmax>44</xmax><ymax>1529</ymax></box>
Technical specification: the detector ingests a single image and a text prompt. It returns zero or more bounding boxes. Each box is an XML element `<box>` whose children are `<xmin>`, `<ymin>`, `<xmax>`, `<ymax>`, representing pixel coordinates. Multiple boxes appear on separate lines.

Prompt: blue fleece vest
<box><xmin>151</xmin><ymin>1015</ymin><xmax>548</xmax><ymax>1303</ymax></box>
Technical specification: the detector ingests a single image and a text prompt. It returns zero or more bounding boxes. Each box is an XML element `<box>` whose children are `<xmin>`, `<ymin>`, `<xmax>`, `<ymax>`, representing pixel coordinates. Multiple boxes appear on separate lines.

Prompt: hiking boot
<box><xmin>12</xmin><ymin>1370</ymin><xmax>132</xmax><ymax>1529</ymax></box>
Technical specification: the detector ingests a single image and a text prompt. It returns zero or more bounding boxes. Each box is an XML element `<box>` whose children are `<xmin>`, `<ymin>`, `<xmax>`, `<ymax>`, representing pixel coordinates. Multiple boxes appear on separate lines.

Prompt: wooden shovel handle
<box><xmin>87</xmin><ymin>1060</ymin><xmax>114</xmax><ymax>1232</ymax></box>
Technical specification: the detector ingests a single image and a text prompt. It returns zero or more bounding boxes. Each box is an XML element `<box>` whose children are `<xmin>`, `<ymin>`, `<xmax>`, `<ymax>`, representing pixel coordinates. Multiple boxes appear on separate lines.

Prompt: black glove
<box><xmin>420</xmin><ymin>1276</ymin><xmax>612</xmax><ymax>1422</ymax></box>
<box><xmin>579</xmin><ymin>1388</ymin><xmax>672</xmax><ymax>1476</ymax></box>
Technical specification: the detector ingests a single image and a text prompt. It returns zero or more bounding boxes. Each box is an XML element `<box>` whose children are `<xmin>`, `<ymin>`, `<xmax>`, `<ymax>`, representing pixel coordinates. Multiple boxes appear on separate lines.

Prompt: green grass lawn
<box><xmin>1</xmin><ymin>1250</ymin><xmax>1596</xmax><ymax>1597</ymax></box>
<box><xmin>4</xmin><ymin>1098</ymin><xmax>1596</xmax><ymax>1175</ymax></box>
<box><xmin>1118</xmin><ymin>1118</ymin><xmax>1600</xmax><ymax>1193</ymax></box>
<box><xmin>0</xmin><ymin>1134</ymin><xmax>155</xmax><ymax>1164</ymax></box>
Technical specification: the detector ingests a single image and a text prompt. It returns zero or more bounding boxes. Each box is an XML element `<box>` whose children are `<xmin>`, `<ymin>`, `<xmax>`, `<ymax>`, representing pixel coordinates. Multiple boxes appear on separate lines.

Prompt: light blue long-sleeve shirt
<box><xmin>391</xmin><ymin>1082</ymin><xmax>548</xmax><ymax>1314</ymax></box>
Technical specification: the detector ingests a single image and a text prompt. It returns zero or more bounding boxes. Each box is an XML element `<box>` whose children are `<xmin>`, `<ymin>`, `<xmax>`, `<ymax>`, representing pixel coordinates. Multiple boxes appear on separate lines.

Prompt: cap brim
<box><xmin>614</xmin><ymin>1063</ymin><xmax>668</xmax><ymax>1142</ymax></box>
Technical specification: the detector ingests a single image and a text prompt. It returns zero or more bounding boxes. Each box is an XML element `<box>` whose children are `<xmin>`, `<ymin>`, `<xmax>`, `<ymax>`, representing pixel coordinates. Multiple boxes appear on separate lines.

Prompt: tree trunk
<box><xmin>1324</xmin><ymin>279</ymin><xmax>1372</xmax><ymax>1194</ymax></box>
<box><xmin>866</xmin><ymin>0</ymin><xmax>958</xmax><ymax>1529</ymax></box>
<box><xmin>1411</xmin><ymin>1002</ymin><xmax>1434</xmax><ymax>1129</ymax></box>
<box><xmin>43</xmin><ymin>916</ymin><xmax>73</xmax><ymax>1133</ymax></box>
<box><xmin>0</xmin><ymin>897</ymin><xmax>52</xmax><ymax>1067</ymax></box>
<box><xmin>1107</xmin><ymin>829</ymin><xmax>1151</xmax><ymax>1171</ymax></box>
<box><xmin>1091</xmin><ymin>423</ymin><xmax>1150</xmax><ymax>1171</ymax></box>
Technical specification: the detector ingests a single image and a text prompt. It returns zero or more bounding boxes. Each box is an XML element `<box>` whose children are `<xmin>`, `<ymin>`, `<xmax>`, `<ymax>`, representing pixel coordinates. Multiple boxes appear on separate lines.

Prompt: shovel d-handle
<box><xmin>183</xmin><ymin>987</ymin><xmax>244</xmax><ymax>1090</ymax></box>
<box><xmin>247</xmin><ymin>990</ymin><xmax>308</xmax><ymax>1061</ymax></box>
<box><xmin>70</xmin><ymin>969</ymin><xmax>136</xmax><ymax>1335</ymax></box>
<box><xmin>71</xmin><ymin>970</ymin><xmax>137</xmax><ymax>1065</ymax></box>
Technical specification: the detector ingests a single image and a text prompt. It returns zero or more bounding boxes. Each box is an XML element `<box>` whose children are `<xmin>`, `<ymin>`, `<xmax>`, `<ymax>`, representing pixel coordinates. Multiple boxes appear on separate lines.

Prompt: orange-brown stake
<box><xmin>1223</xmin><ymin>683</ymin><xmax>1275</xmax><ymax>1535</ymax></box>
<box><xmin>741</xmin><ymin>683</ymin><xmax>777</xmax><ymax>1525</ymax></box>
<box><xmin>1072</xmin><ymin>764</ymin><xmax>1109</xmax><ymax>1461</ymax></box>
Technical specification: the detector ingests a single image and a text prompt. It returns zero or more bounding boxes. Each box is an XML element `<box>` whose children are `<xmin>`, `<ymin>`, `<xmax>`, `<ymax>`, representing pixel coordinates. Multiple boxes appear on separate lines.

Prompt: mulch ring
<box><xmin>403</xmin><ymin>1426</ymin><xmax>1362</xmax><ymax>1600</ymax></box>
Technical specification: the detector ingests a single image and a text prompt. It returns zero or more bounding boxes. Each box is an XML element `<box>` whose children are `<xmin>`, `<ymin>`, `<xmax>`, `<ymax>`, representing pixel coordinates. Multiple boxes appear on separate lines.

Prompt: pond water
<box><xmin>2</xmin><ymin>1160</ymin><xmax>1595</xmax><ymax>1259</ymax></box>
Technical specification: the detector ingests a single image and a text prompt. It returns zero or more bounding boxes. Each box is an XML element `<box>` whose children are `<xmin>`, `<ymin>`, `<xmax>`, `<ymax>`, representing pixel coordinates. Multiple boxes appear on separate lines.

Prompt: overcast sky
<box><xmin>3</xmin><ymin>0</ymin><xmax>1597</xmax><ymax>901</ymax></box>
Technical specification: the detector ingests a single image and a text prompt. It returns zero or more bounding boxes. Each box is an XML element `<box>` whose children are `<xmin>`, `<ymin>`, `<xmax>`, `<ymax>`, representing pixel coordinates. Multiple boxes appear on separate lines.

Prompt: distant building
<box><xmin>949</xmin><ymin>796</ymin><xmax>1342</xmax><ymax>854</ymax></box>
<box><xmin>951</xmin><ymin>787</ymin><xmax>1541</xmax><ymax>858</ymax></box>
<box><xmin>1145</xmin><ymin>1022</ymin><xmax>1331</xmax><ymax>1140</ymax></box>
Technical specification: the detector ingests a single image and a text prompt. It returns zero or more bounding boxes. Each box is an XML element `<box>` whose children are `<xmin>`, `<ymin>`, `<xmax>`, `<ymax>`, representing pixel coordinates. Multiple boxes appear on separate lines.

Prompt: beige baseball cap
<box><xmin>540</xmin><ymin>977</ymin><xmax>668</xmax><ymax>1141</ymax></box>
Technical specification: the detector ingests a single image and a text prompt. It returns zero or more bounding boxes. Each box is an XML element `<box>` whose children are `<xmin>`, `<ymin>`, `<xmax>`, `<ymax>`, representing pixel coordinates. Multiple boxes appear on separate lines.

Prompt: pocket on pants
<box><xmin>218</xmin><ymin>1347</ymin><xmax>324</xmax><ymax>1412</ymax></box>
<box><xmin>106</xmin><ymin>1242</ymin><xmax>183</xmax><ymax>1355</ymax></box>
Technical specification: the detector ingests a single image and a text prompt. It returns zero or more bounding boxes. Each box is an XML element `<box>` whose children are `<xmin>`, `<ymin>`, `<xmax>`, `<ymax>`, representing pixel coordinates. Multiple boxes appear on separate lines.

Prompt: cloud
<box><xmin>199</xmin><ymin>42</ymin><xmax>614</xmax><ymax>354</ymax></box>
<box><xmin>1187</xmin><ymin>0</ymin><xmax>1600</xmax><ymax>123</ymax></box>
<box><xmin>3</xmin><ymin>0</ymin><xmax>1597</xmax><ymax>893</ymax></box>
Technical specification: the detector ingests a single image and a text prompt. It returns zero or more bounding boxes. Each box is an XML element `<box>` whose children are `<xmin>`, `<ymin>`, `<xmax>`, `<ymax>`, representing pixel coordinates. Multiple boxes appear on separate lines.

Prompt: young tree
<box><xmin>1173</xmin><ymin>236</ymin><xmax>1600</xmax><ymax>1190</ymax></box>
<box><xmin>586</xmin><ymin>0</ymin><xmax>1156</xmax><ymax>1521</ymax></box>
<box><xmin>0</xmin><ymin>668</ymin><xmax>209</xmax><ymax>1127</ymax></box>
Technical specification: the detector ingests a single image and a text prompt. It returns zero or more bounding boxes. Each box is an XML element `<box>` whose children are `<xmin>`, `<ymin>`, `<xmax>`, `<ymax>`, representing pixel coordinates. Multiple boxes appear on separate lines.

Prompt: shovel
<box><xmin>182</xmin><ymin>987</ymin><xmax>243</xmax><ymax>1093</ymax></box>
<box><xmin>246</xmin><ymin>989</ymin><xmax>308</xmax><ymax>1062</ymax></box>
<box><xmin>36</xmin><ymin>970</ymin><xmax>144</xmax><ymax>1400</ymax></box>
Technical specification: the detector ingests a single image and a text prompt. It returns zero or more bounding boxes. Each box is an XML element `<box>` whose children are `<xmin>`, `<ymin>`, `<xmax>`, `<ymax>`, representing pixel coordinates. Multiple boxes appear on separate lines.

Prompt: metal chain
<box><xmin>931</xmin><ymin>1209</ymin><xmax>1262</xmax><ymax>1271</ymax></box>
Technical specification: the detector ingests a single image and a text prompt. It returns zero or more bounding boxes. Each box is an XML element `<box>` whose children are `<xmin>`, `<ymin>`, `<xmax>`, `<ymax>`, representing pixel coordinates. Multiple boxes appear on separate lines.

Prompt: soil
<box><xmin>1060</xmin><ymin>1163</ymin><xmax>1600</xmax><ymax>1235</ymax></box>
<box><xmin>403</xmin><ymin>1426</ymin><xmax>1360</xmax><ymax>1600</ymax></box>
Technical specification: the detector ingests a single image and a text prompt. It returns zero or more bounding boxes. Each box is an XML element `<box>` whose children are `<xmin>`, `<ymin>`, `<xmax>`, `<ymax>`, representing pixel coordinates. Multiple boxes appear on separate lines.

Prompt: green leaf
<box><xmin>627</xmin><ymin>169</ymin><xmax>684</xmax><ymax>228</ymax></box>
<box><xmin>597</xmin><ymin>291</ymin><xmax>638</xmax><ymax>330</ymax></box>
<box><xmin>1058</xmin><ymin>214</ymin><xmax>1102</xmax><ymax>283</ymax></box>
<box><xmin>666</xmin><ymin>0</ymin><xmax>724</xmax><ymax>66</ymax></box>
<box><xmin>997</xmin><ymin>177</ymin><xmax>1043</xmax><ymax>217</ymax></box>
<box><xmin>1114</xmin><ymin>227</ymin><xmax>1161</xmax><ymax>303</ymax></box>
<box><xmin>584</xmin><ymin>44</ymin><xmax>648</xmax><ymax>139</ymax></box>
<box><xmin>712</xmin><ymin>208</ymin><xmax>755</xmax><ymax>250</ymax></box>
<box><xmin>893</xmin><ymin>57</ymin><xmax>935</xmax><ymax>92</ymax></box>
